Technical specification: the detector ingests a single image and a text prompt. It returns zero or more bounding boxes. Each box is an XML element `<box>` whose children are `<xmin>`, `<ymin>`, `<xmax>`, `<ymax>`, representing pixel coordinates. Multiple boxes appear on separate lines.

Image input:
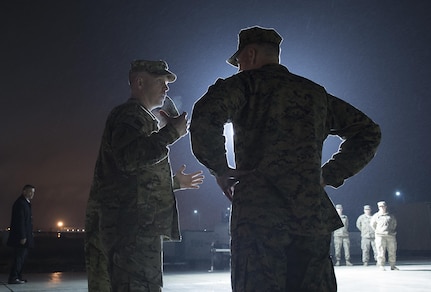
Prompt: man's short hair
<box><xmin>22</xmin><ymin>184</ymin><xmax>35</xmax><ymax>191</ymax></box>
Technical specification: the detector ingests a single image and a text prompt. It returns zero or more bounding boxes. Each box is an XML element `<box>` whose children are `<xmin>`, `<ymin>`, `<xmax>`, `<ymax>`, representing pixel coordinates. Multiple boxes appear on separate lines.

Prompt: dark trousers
<box><xmin>9</xmin><ymin>247</ymin><xmax>28</xmax><ymax>280</ymax></box>
<box><xmin>231</xmin><ymin>225</ymin><xmax>337</xmax><ymax>292</ymax></box>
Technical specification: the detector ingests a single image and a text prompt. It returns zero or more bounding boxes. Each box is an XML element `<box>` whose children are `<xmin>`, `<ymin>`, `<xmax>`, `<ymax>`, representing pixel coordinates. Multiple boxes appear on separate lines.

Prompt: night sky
<box><xmin>1</xmin><ymin>1</ymin><xmax>430</xmax><ymax>231</ymax></box>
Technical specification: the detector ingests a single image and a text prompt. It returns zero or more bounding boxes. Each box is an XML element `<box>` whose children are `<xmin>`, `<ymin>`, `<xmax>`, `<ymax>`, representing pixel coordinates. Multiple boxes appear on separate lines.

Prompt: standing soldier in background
<box><xmin>370</xmin><ymin>201</ymin><xmax>398</xmax><ymax>271</ymax></box>
<box><xmin>333</xmin><ymin>204</ymin><xmax>353</xmax><ymax>266</ymax></box>
<box><xmin>85</xmin><ymin>60</ymin><xmax>204</xmax><ymax>291</ymax></box>
<box><xmin>356</xmin><ymin>204</ymin><xmax>377</xmax><ymax>266</ymax></box>
<box><xmin>190</xmin><ymin>26</ymin><xmax>381</xmax><ymax>291</ymax></box>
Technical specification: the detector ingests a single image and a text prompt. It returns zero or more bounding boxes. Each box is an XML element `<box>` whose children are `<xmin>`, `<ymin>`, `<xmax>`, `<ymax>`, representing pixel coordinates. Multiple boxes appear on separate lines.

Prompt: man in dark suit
<box><xmin>7</xmin><ymin>184</ymin><xmax>35</xmax><ymax>284</ymax></box>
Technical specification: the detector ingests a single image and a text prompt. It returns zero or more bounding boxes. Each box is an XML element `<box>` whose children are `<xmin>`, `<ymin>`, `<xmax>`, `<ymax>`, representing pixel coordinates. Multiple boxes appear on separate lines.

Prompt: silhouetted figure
<box><xmin>190</xmin><ymin>26</ymin><xmax>381</xmax><ymax>291</ymax></box>
<box><xmin>84</xmin><ymin>60</ymin><xmax>204</xmax><ymax>291</ymax></box>
<box><xmin>7</xmin><ymin>184</ymin><xmax>36</xmax><ymax>284</ymax></box>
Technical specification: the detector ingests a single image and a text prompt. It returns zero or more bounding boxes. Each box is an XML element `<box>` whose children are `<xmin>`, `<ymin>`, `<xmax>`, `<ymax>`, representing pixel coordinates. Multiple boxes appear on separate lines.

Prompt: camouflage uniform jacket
<box><xmin>88</xmin><ymin>98</ymin><xmax>181</xmax><ymax>240</ymax></box>
<box><xmin>370</xmin><ymin>212</ymin><xmax>397</xmax><ymax>236</ymax></box>
<box><xmin>356</xmin><ymin>214</ymin><xmax>375</xmax><ymax>238</ymax></box>
<box><xmin>190</xmin><ymin>64</ymin><xmax>381</xmax><ymax>236</ymax></box>
<box><xmin>333</xmin><ymin>215</ymin><xmax>349</xmax><ymax>237</ymax></box>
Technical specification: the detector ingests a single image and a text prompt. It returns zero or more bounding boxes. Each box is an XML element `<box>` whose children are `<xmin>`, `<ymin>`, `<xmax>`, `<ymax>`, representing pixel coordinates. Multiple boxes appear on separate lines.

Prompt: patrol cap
<box><xmin>227</xmin><ymin>26</ymin><xmax>283</xmax><ymax>67</ymax></box>
<box><xmin>335</xmin><ymin>204</ymin><xmax>343</xmax><ymax>209</ymax></box>
<box><xmin>129</xmin><ymin>60</ymin><xmax>176</xmax><ymax>82</ymax></box>
<box><xmin>377</xmin><ymin>201</ymin><xmax>387</xmax><ymax>207</ymax></box>
<box><xmin>364</xmin><ymin>205</ymin><xmax>371</xmax><ymax>210</ymax></box>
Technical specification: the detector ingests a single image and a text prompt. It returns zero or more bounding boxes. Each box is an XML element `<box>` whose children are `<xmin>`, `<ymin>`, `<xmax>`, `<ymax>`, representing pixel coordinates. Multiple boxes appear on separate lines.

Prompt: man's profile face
<box><xmin>139</xmin><ymin>72</ymin><xmax>170</xmax><ymax>110</ymax></box>
<box><xmin>23</xmin><ymin>188</ymin><xmax>35</xmax><ymax>200</ymax></box>
<box><xmin>236</xmin><ymin>45</ymin><xmax>254</xmax><ymax>72</ymax></box>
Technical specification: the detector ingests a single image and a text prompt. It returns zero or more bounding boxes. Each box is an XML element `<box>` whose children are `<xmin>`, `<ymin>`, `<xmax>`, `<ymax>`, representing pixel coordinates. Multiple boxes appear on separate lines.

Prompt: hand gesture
<box><xmin>175</xmin><ymin>165</ymin><xmax>204</xmax><ymax>190</ymax></box>
<box><xmin>159</xmin><ymin>111</ymin><xmax>188</xmax><ymax>137</ymax></box>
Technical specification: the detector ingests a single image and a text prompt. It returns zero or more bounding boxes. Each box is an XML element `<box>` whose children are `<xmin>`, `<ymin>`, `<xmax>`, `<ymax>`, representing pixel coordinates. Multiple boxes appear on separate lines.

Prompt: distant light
<box><xmin>395</xmin><ymin>191</ymin><xmax>401</xmax><ymax>196</ymax></box>
<box><xmin>57</xmin><ymin>221</ymin><xmax>64</xmax><ymax>228</ymax></box>
<box><xmin>193</xmin><ymin>209</ymin><xmax>198</xmax><ymax>214</ymax></box>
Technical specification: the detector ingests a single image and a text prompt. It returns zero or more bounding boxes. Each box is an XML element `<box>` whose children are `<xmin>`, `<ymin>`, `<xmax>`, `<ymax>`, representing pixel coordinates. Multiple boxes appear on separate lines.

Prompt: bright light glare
<box><xmin>395</xmin><ymin>191</ymin><xmax>401</xmax><ymax>196</ymax></box>
<box><xmin>57</xmin><ymin>221</ymin><xmax>64</xmax><ymax>227</ymax></box>
<box><xmin>223</xmin><ymin>123</ymin><xmax>235</xmax><ymax>167</ymax></box>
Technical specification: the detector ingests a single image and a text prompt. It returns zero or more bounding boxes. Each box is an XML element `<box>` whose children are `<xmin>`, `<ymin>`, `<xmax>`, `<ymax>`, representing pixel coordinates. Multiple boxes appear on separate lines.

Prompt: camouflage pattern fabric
<box><xmin>190</xmin><ymin>63</ymin><xmax>381</xmax><ymax>236</ymax></box>
<box><xmin>190</xmin><ymin>63</ymin><xmax>381</xmax><ymax>289</ymax></box>
<box><xmin>231</xmin><ymin>224</ymin><xmax>337</xmax><ymax>292</ymax></box>
<box><xmin>130</xmin><ymin>60</ymin><xmax>176</xmax><ymax>82</ymax></box>
<box><xmin>85</xmin><ymin>97</ymin><xmax>181</xmax><ymax>291</ymax></box>
<box><xmin>333</xmin><ymin>214</ymin><xmax>349</xmax><ymax>237</ymax></box>
<box><xmin>85</xmin><ymin>199</ymin><xmax>110</xmax><ymax>291</ymax></box>
<box><xmin>375</xmin><ymin>235</ymin><xmax>397</xmax><ymax>267</ymax></box>
<box><xmin>333</xmin><ymin>236</ymin><xmax>351</xmax><ymax>262</ymax></box>
<box><xmin>360</xmin><ymin>237</ymin><xmax>377</xmax><ymax>263</ymax></box>
<box><xmin>356</xmin><ymin>213</ymin><xmax>377</xmax><ymax>263</ymax></box>
<box><xmin>333</xmin><ymin>214</ymin><xmax>350</xmax><ymax>261</ymax></box>
<box><xmin>111</xmin><ymin>235</ymin><xmax>163</xmax><ymax>292</ymax></box>
<box><xmin>356</xmin><ymin>214</ymin><xmax>375</xmax><ymax>239</ymax></box>
<box><xmin>371</xmin><ymin>212</ymin><xmax>397</xmax><ymax>267</ymax></box>
<box><xmin>228</xmin><ymin>26</ymin><xmax>282</xmax><ymax>66</ymax></box>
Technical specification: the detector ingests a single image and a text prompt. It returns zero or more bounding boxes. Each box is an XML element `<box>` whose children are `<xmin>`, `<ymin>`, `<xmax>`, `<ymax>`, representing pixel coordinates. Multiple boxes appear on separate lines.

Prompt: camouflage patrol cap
<box><xmin>335</xmin><ymin>204</ymin><xmax>343</xmax><ymax>209</ymax></box>
<box><xmin>130</xmin><ymin>60</ymin><xmax>176</xmax><ymax>82</ymax></box>
<box><xmin>227</xmin><ymin>26</ymin><xmax>283</xmax><ymax>67</ymax></box>
<box><xmin>363</xmin><ymin>205</ymin><xmax>371</xmax><ymax>210</ymax></box>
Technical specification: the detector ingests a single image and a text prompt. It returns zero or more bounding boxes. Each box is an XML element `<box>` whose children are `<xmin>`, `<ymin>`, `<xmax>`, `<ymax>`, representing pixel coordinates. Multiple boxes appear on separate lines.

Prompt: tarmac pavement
<box><xmin>1</xmin><ymin>260</ymin><xmax>430</xmax><ymax>291</ymax></box>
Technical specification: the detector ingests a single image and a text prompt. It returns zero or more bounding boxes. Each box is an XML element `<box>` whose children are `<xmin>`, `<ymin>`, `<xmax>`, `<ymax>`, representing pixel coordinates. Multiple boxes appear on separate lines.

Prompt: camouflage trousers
<box><xmin>231</xmin><ymin>224</ymin><xmax>337</xmax><ymax>292</ymax></box>
<box><xmin>85</xmin><ymin>232</ymin><xmax>163</xmax><ymax>292</ymax></box>
<box><xmin>375</xmin><ymin>235</ymin><xmax>397</xmax><ymax>267</ymax></box>
<box><xmin>85</xmin><ymin>235</ymin><xmax>110</xmax><ymax>292</ymax></box>
<box><xmin>85</xmin><ymin>201</ymin><xmax>111</xmax><ymax>292</ymax></box>
<box><xmin>333</xmin><ymin>236</ymin><xmax>350</xmax><ymax>262</ymax></box>
<box><xmin>85</xmin><ymin>202</ymin><xmax>163</xmax><ymax>292</ymax></box>
<box><xmin>360</xmin><ymin>237</ymin><xmax>377</xmax><ymax>263</ymax></box>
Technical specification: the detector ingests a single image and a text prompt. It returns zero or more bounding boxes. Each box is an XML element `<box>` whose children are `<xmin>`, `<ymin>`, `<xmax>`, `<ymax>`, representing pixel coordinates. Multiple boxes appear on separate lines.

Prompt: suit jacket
<box><xmin>7</xmin><ymin>195</ymin><xmax>34</xmax><ymax>248</ymax></box>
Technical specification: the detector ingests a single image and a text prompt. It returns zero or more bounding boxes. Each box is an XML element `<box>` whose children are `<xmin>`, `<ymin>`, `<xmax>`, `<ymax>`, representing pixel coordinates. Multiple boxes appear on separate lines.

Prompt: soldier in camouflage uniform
<box><xmin>190</xmin><ymin>26</ymin><xmax>381</xmax><ymax>292</ymax></box>
<box><xmin>333</xmin><ymin>204</ymin><xmax>353</xmax><ymax>266</ymax></box>
<box><xmin>356</xmin><ymin>204</ymin><xmax>377</xmax><ymax>266</ymax></box>
<box><xmin>370</xmin><ymin>201</ymin><xmax>398</xmax><ymax>271</ymax></box>
<box><xmin>85</xmin><ymin>60</ymin><xmax>204</xmax><ymax>292</ymax></box>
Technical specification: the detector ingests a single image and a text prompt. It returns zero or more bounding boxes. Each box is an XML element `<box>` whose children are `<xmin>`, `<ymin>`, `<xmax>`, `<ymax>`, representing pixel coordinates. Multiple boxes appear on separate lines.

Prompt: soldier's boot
<box><xmin>363</xmin><ymin>262</ymin><xmax>368</xmax><ymax>266</ymax></box>
<box><xmin>335</xmin><ymin>261</ymin><xmax>340</xmax><ymax>266</ymax></box>
<box><xmin>390</xmin><ymin>265</ymin><xmax>399</xmax><ymax>270</ymax></box>
<box><xmin>346</xmin><ymin>260</ymin><xmax>353</xmax><ymax>266</ymax></box>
